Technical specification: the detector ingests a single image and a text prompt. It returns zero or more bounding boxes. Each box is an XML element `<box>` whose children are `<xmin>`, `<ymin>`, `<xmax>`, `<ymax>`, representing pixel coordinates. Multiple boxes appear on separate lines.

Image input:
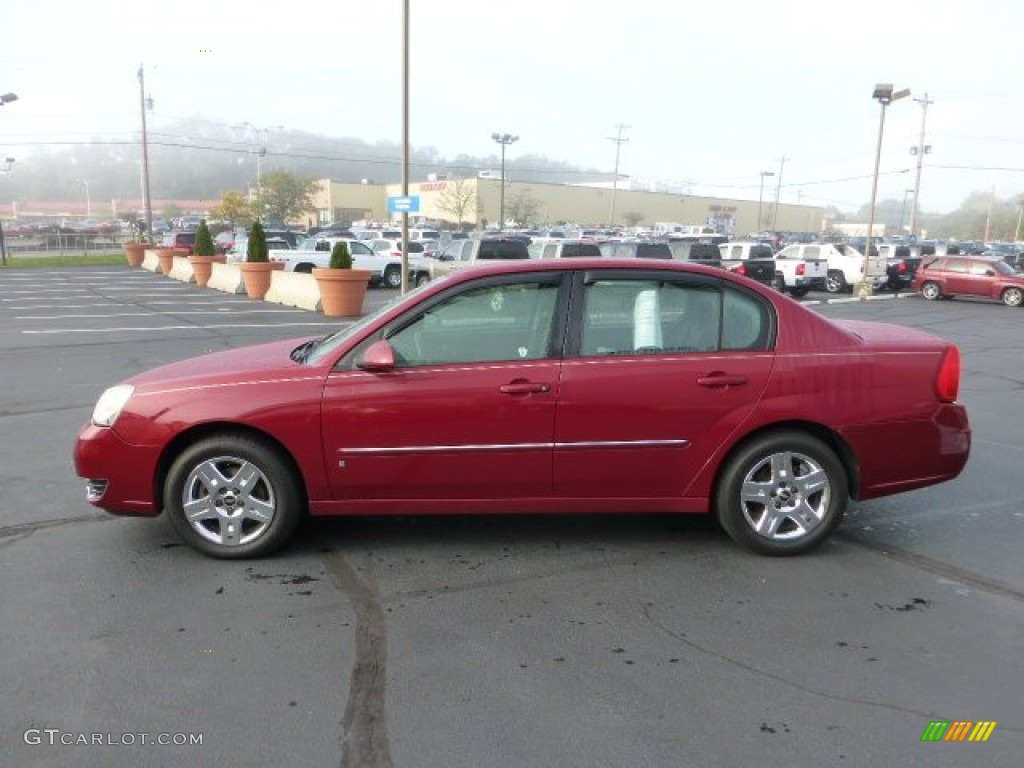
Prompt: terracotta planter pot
<box><xmin>239</xmin><ymin>261</ymin><xmax>285</xmax><ymax>300</ymax></box>
<box><xmin>188</xmin><ymin>255</ymin><xmax>217</xmax><ymax>287</ymax></box>
<box><xmin>123</xmin><ymin>242</ymin><xmax>147</xmax><ymax>267</ymax></box>
<box><xmin>155</xmin><ymin>248</ymin><xmax>177</xmax><ymax>275</ymax></box>
<box><xmin>313</xmin><ymin>268</ymin><xmax>373</xmax><ymax>317</ymax></box>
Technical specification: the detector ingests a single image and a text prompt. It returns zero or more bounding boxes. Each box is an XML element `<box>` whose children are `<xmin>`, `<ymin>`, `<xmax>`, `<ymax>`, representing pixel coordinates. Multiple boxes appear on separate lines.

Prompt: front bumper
<box><xmin>73</xmin><ymin>423</ymin><xmax>162</xmax><ymax>517</ymax></box>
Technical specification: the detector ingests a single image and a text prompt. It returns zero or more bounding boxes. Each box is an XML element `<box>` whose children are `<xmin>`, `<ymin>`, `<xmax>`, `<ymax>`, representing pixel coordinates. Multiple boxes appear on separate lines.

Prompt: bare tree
<box><xmin>622</xmin><ymin>211</ymin><xmax>644</xmax><ymax>227</ymax></box>
<box><xmin>436</xmin><ymin>179</ymin><xmax>477</xmax><ymax>230</ymax></box>
<box><xmin>507</xmin><ymin>190</ymin><xmax>541</xmax><ymax>228</ymax></box>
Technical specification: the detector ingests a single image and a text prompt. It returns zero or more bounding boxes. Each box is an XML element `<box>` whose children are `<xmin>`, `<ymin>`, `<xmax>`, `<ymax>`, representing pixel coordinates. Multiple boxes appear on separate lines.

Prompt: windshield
<box><xmin>303</xmin><ymin>277</ymin><xmax>449</xmax><ymax>365</ymax></box>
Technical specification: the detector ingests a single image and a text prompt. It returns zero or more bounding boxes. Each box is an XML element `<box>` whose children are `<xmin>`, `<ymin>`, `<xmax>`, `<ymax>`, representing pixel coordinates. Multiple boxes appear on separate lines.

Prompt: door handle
<box><xmin>500</xmin><ymin>381</ymin><xmax>551</xmax><ymax>395</ymax></box>
<box><xmin>696</xmin><ymin>373</ymin><xmax>748</xmax><ymax>388</ymax></box>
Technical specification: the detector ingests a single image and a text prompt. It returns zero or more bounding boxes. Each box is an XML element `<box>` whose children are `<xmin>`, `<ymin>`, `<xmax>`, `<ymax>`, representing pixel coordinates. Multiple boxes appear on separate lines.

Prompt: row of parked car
<box><xmin>157</xmin><ymin>223</ymin><xmax>1024</xmax><ymax>307</ymax></box>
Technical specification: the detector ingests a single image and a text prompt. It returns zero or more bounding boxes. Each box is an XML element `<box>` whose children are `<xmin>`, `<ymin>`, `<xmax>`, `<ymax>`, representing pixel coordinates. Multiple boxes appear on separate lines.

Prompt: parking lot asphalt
<box><xmin>2</xmin><ymin>266</ymin><xmax>1021</xmax><ymax>768</ymax></box>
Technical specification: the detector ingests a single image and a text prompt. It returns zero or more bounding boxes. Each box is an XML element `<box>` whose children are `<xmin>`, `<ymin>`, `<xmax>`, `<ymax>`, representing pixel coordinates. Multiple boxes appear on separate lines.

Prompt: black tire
<box><xmin>163</xmin><ymin>434</ymin><xmax>304</xmax><ymax>559</ymax></box>
<box><xmin>789</xmin><ymin>286</ymin><xmax>809</xmax><ymax>298</ymax></box>
<box><xmin>383</xmin><ymin>265</ymin><xmax>402</xmax><ymax>289</ymax></box>
<box><xmin>824</xmin><ymin>270</ymin><xmax>847</xmax><ymax>294</ymax></box>
<box><xmin>715</xmin><ymin>431</ymin><xmax>848</xmax><ymax>556</ymax></box>
<box><xmin>295</xmin><ymin>263</ymin><xmax>314</xmax><ymax>274</ymax></box>
<box><xmin>920</xmin><ymin>281</ymin><xmax>942</xmax><ymax>301</ymax></box>
<box><xmin>1001</xmin><ymin>286</ymin><xmax>1023</xmax><ymax>307</ymax></box>
<box><xmin>415</xmin><ymin>272</ymin><xmax>431</xmax><ymax>287</ymax></box>
<box><xmin>773</xmin><ymin>274</ymin><xmax>786</xmax><ymax>293</ymax></box>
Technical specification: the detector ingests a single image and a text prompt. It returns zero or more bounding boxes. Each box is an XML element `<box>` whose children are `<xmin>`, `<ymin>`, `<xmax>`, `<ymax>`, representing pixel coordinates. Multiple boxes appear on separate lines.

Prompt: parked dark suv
<box><xmin>159</xmin><ymin>230</ymin><xmax>196</xmax><ymax>254</ymax></box>
<box><xmin>912</xmin><ymin>255</ymin><xmax>1024</xmax><ymax>306</ymax></box>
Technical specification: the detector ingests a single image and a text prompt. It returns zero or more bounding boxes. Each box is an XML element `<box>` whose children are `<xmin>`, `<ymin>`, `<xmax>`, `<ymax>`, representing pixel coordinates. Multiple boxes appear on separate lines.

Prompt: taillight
<box><xmin>936</xmin><ymin>345</ymin><xmax>961</xmax><ymax>403</ymax></box>
<box><xmin>796</xmin><ymin>263</ymin><xmax>806</xmax><ymax>276</ymax></box>
<box><xmin>735</xmin><ymin>263</ymin><xmax>747</xmax><ymax>276</ymax></box>
<box><xmin>898</xmin><ymin>260</ymin><xmax>907</xmax><ymax>274</ymax></box>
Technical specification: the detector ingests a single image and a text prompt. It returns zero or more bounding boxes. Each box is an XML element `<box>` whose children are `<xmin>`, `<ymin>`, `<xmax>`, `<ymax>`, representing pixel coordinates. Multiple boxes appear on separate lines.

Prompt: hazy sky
<box><xmin>2</xmin><ymin>0</ymin><xmax>1022</xmax><ymax>215</ymax></box>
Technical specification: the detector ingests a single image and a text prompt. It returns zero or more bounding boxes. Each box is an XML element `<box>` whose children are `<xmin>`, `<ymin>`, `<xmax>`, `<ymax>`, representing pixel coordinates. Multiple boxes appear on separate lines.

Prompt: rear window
<box><xmin>561</xmin><ymin>243</ymin><xmax>602</xmax><ymax>258</ymax></box>
<box><xmin>478</xmin><ymin>241</ymin><xmax>530</xmax><ymax>259</ymax></box>
<box><xmin>635</xmin><ymin>243</ymin><xmax>672</xmax><ymax>259</ymax></box>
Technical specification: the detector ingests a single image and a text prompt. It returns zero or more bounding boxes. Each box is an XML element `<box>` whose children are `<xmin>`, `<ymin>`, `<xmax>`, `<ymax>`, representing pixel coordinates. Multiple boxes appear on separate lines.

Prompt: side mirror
<box><xmin>357</xmin><ymin>339</ymin><xmax>396</xmax><ymax>372</ymax></box>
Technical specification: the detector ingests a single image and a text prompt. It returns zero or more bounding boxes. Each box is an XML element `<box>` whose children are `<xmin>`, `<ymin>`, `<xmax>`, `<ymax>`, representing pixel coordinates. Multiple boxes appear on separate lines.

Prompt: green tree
<box><xmin>329</xmin><ymin>240</ymin><xmax>352</xmax><ymax>269</ymax></box>
<box><xmin>212</xmin><ymin>190</ymin><xmax>256</xmax><ymax>228</ymax></box>
<box><xmin>259</xmin><ymin>171</ymin><xmax>319</xmax><ymax>224</ymax></box>
<box><xmin>246</xmin><ymin>221</ymin><xmax>268</xmax><ymax>262</ymax></box>
<box><xmin>622</xmin><ymin>211</ymin><xmax>644</xmax><ymax>227</ymax></box>
<box><xmin>194</xmin><ymin>219</ymin><xmax>216</xmax><ymax>257</ymax></box>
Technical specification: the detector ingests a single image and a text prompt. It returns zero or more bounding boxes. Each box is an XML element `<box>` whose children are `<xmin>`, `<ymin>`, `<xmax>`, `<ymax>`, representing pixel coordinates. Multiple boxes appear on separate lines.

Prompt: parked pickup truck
<box><xmin>780</xmin><ymin>242</ymin><xmax>888</xmax><ymax>295</ymax></box>
<box><xmin>717</xmin><ymin>241</ymin><xmax>777</xmax><ymax>288</ymax></box>
<box><xmin>773</xmin><ymin>244</ymin><xmax>829</xmax><ymax>297</ymax></box>
<box><xmin>269</xmin><ymin>236</ymin><xmax>429</xmax><ymax>288</ymax></box>
<box><xmin>425</xmin><ymin>237</ymin><xmax>531</xmax><ymax>281</ymax></box>
<box><xmin>876</xmin><ymin>243</ymin><xmax>923</xmax><ymax>292</ymax></box>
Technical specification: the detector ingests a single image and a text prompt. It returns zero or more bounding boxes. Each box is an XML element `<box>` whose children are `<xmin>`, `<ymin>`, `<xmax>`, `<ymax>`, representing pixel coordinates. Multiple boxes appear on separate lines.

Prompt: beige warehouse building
<box><xmin>309</xmin><ymin>177</ymin><xmax>825</xmax><ymax>235</ymax></box>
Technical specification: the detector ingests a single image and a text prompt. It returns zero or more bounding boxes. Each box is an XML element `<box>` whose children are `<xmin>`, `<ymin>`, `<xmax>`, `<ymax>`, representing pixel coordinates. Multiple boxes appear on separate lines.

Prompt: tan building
<box><xmin>309</xmin><ymin>177</ymin><xmax>825</xmax><ymax>235</ymax></box>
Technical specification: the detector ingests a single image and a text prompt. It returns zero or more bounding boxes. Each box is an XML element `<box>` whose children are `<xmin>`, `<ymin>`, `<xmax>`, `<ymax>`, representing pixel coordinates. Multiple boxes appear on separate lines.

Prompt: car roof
<box><xmin>442</xmin><ymin>257</ymin><xmax>732</xmax><ymax>283</ymax></box>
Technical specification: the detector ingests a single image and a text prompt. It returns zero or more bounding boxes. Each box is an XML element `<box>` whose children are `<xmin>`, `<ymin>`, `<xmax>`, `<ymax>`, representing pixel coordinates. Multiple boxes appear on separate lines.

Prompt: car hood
<box><xmin>124</xmin><ymin>337</ymin><xmax>316</xmax><ymax>391</ymax></box>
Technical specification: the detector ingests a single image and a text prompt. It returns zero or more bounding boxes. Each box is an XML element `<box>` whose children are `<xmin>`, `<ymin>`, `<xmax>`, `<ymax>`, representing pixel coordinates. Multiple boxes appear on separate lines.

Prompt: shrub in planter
<box><xmin>329</xmin><ymin>240</ymin><xmax>353</xmax><ymax>269</ymax></box>
<box><xmin>189</xmin><ymin>219</ymin><xmax>219</xmax><ymax>287</ymax></box>
<box><xmin>239</xmin><ymin>221</ymin><xmax>279</xmax><ymax>299</ymax></box>
<box><xmin>246</xmin><ymin>221</ymin><xmax>269</xmax><ymax>262</ymax></box>
<box><xmin>313</xmin><ymin>241</ymin><xmax>372</xmax><ymax>317</ymax></box>
<box><xmin>194</xmin><ymin>219</ymin><xmax>217</xmax><ymax>257</ymax></box>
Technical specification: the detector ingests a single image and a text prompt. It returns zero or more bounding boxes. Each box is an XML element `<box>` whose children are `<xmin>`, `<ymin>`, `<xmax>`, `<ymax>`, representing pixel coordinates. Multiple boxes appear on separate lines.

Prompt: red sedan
<box><xmin>75</xmin><ymin>259</ymin><xmax>971</xmax><ymax>558</ymax></box>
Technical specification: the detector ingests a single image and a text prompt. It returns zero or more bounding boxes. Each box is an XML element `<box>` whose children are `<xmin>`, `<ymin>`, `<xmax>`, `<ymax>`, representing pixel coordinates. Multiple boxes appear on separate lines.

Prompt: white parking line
<box><xmin>17</xmin><ymin>309</ymin><xmax>310</xmax><ymax>320</ymax></box>
<box><xmin>22</xmin><ymin>321</ymin><xmax>344</xmax><ymax>334</ymax></box>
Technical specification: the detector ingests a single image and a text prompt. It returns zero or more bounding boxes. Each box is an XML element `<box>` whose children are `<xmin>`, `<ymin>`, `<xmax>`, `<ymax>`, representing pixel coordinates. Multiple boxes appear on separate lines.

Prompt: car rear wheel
<box><xmin>164</xmin><ymin>434</ymin><xmax>304</xmax><ymax>559</ymax></box>
<box><xmin>383</xmin><ymin>266</ymin><xmax>403</xmax><ymax>289</ymax></box>
<box><xmin>825</xmin><ymin>270</ymin><xmax>847</xmax><ymax>294</ymax></box>
<box><xmin>715</xmin><ymin>431</ymin><xmax>848</xmax><ymax>556</ymax></box>
<box><xmin>1001</xmin><ymin>287</ymin><xmax>1023</xmax><ymax>307</ymax></box>
<box><xmin>789</xmin><ymin>286</ymin><xmax>810</xmax><ymax>298</ymax></box>
<box><xmin>920</xmin><ymin>281</ymin><xmax>942</xmax><ymax>300</ymax></box>
<box><xmin>415</xmin><ymin>273</ymin><xmax>431</xmax><ymax>287</ymax></box>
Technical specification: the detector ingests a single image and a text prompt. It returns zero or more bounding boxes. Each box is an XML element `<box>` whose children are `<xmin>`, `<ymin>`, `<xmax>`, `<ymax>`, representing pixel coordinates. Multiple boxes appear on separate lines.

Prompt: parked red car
<box><xmin>74</xmin><ymin>259</ymin><xmax>971</xmax><ymax>559</ymax></box>
<box><xmin>912</xmin><ymin>254</ymin><xmax>1024</xmax><ymax>306</ymax></box>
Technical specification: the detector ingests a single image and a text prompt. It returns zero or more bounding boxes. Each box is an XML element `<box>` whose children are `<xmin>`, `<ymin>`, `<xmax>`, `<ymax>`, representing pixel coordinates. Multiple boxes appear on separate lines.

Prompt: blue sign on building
<box><xmin>387</xmin><ymin>195</ymin><xmax>421</xmax><ymax>214</ymax></box>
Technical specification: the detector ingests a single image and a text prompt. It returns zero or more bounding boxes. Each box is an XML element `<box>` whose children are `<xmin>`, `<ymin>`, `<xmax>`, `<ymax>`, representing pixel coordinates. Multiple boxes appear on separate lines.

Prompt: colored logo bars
<box><xmin>921</xmin><ymin>721</ymin><xmax>997</xmax><ymax>742</ymax></box>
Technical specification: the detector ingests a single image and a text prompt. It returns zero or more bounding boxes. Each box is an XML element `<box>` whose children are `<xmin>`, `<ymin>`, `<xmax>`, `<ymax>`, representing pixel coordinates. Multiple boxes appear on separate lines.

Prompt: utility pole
<box><xmin>771</xmin><ymin>155</ymin><xmax>788</xmax><ymax>232</ymax></box>
<box><xmin>908</xmin><ymin>93</ymin><xmax>933</xmax><ymax>238</ymax></box>
<box><xmin>138</xmin><ymin>65</ymin><xmax>153</xmax><ymax>242</ymax></box>
<box><xmin>607</xmin><ymin>123</ymin><xmax>629</xmax><ymax>227</ymax></box>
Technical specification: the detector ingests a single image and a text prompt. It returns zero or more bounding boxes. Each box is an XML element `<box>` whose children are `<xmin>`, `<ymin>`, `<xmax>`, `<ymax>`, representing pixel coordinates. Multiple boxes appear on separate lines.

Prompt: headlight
<box><xmin>92</xmin><ymin>385</ymin><xmax>135</xmax><ymax>427</ymax></box>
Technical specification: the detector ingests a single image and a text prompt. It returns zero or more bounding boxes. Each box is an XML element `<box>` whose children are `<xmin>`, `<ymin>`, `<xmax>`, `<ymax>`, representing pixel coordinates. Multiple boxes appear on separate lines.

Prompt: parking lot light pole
<box><xmin>491</xmin><ymin>133</ymin><xmax>518</xmax><ymax>231</ymax></box>
<box><xmin>860</xmin><ymin>83</ymin><xmax>910</xmax><ymax>299</ymax></box>
<box><xmin>757</xmin><ymin>171</ymin><xmax>774</xmax><ymax>232</ymax></box>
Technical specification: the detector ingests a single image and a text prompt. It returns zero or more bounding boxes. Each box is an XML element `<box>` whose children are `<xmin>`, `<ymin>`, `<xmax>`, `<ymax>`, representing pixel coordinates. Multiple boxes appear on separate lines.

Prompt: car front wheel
<box><xmin>1001</xmin><ymin>286</ymin><xmax>1023</xmax><ymax>307</ymax></box>
<box><xmin>715</xmin><ymin>431</ymin><xmax>848</xmax><ymax>556</ymax></box>
<box><xmin>164</xmin><ymin>434</ymin><xmax>304</xmax><ymax>559</ymax></box>
<box><xmin>920</xmin><ymin>281</ymin><xmax>942</xmax><ymax>300</ymax></box>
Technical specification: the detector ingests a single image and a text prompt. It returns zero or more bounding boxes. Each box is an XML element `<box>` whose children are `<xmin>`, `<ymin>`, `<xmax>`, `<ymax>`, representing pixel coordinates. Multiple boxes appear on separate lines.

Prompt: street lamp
<box><xmin>898</xmin><ymin>188</ymin><xmax>914</xmax><ymax>232</ymax></box>
<box><xmin>860</xmin><ymin>82</ymin><xmax>910</xmax><ymax>298</ymax></box>
<box><xmin>491</xmin><ymin>132</ymin><xmax>518</xmax><ymax>230</ymax></box>
<box><xmin>757</xmin><ymin>171</ymin><xmax>774</xmax><ymax>232</ymax></box>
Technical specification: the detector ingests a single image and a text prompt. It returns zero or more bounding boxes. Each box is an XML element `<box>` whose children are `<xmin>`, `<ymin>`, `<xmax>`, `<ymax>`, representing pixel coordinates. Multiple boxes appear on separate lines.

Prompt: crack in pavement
<box><xmin>322</xmin><ymin>551</ymin><xmax>393</xmax><ymax>768</ymax></box>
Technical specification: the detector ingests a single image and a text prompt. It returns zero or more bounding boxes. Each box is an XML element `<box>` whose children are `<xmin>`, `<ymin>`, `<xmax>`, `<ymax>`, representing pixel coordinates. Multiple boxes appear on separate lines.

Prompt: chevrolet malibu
<box><xmin>75</xmin><ymin>259</ymin><xmax>971</xmax><ymax>559</ymax></box>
